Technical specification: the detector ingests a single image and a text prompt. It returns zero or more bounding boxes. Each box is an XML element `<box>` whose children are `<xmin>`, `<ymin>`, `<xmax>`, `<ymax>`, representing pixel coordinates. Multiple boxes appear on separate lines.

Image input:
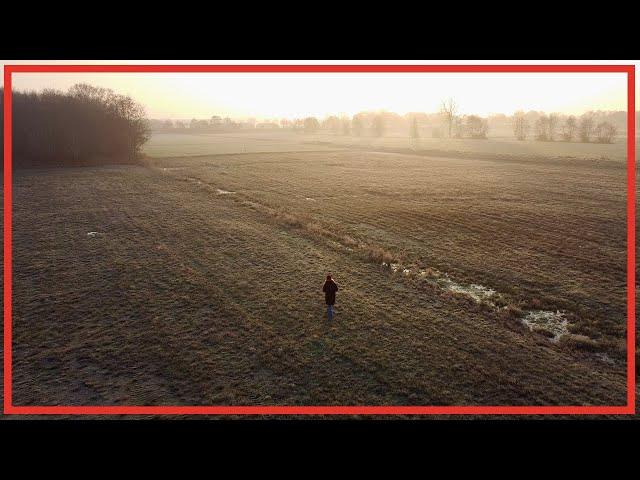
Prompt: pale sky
<box><xmin>1</xmin><ymin>60</ymin><xmax>634</xmax><ymax>120</ymax></box>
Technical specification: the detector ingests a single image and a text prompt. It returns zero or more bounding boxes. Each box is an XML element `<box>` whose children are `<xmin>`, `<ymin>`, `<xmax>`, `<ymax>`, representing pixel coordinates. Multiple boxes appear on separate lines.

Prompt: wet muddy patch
<box><xmin>382</xmin><ymin>260</ymin><xmax>580</xmax><ymax>344</ymax></box>
<box><xmin>440</xmin><ymin>279</ymin><xmax>496</xmax><ymax>303</ymax></box>
<box><xmin>184</xmin><ymin>176</ymin><xmax>204</xmax><ymax>185</ymax></box>
<box><xmin>181</xmin><ymin>176</ymin><xmax>235</xmax><ymax>195</ymax></box>
<box><xmin>386</xmin><ymin>263</ymin><xmax>497</xmax><ymax>303</ymax></box>
<box><xmin>521</xmin><ymin>310</ymin><xmax>568</xmax><ymax>342</ymax></box>
<box><xmin>594</xmin><ymin>352</ymin><xmax>615</xmax><ymax>364</ymax></box>
<box><xmin>214</xmin><ymin>191</ymin><xmax>604</xmax><ymax>352</ymax></box>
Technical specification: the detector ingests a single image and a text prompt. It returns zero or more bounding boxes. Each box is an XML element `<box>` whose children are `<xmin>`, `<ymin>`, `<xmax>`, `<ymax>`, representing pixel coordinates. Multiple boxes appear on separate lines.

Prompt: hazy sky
<box><xmin>1</xmin><ymin>61</ymin><xmax>632</xmax><ymax>120</ymax></box>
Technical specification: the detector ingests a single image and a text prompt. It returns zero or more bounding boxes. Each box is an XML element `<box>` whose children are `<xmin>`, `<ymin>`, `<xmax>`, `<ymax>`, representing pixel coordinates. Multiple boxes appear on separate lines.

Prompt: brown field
<box><xmin>4</xmin><ymin>140</ymin><xmax>634</xmax><ymax>413</ymax></box>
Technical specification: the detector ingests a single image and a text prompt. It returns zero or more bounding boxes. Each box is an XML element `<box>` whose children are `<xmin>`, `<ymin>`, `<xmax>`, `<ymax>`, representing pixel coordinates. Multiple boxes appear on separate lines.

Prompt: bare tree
<box><xmin>304</xmin><ymin>117</ymin><xmax>320</xmax><ymax>134</ymax></box>
<box><xmin>352</xmin><ymin>114</ymin><xmax>364</xmax><ymax>136</ymax></box>
<box><xmin>440</xmin><ymin>98</ymin><xmax>458</xmax><ymax>138</ymax></box>
<box><xmin>410</xmin><ymin>117</ymin><xmax>419</xmax><ymax>139</ymax></box>
<box><xmin>322</xmin><ymin>115</ymin><xmax>341</xmax><ymax>134</ymax></box>
<box><xmin>548</xmin><ymin>113</ymin><xmax>559</xmax><ymax>141</ymax></box>
<box><xmin>535</xmin><ymin>114</ymin><xmax>550</xmax><ymax>141</ymax></box>
<box><xmin>513</xmin><ymin>111</ymin><xmax>529</xmax><ymax>140</ymax></box>
<box><xmin>292</xmin><ymin>118</ymin><xmax>304</xmax><ymax>133</ymax></box>
<box><xmin>465</xmin><ymin>115</ymin><xmax>488</xmax><ymax>139</ymax></box>
<box><xmin>372</xmin><ymin>114</ymin><xmax>385</xmax><ymax>137</ymax></box>
<box><xmin>452</xmin><ymin>116</ymin><xmax>465</xmax><ymax>138</ymax></box>
<box><xmin>561</xmin><ymin>116</ymin><xmax>577</xmax><ymax>141</ymax></box>
<box><xmin>595</xmin><ymin>121</ymin><xmax>617</xmax><ymax>143</ymax></box>
<box><xmin>579</xmin><ymin>113</ymin><xmax>595</xmax><ymax>142</ymax></box>
<box><xmin>341</xmin><ymin>116</ymin><xmax>351</xmax><ymax>135</ymax></box>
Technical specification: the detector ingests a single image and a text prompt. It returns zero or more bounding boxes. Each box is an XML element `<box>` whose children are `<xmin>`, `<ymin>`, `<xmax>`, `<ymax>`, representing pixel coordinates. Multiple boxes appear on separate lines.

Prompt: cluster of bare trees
<box><xmin>1</xmin><ymin>84</ymin><xmax>150</xmax><ymax>168</ymax></box>
<box><xmin>438</xmin><ymin>99</ymin><xmax>489</xmax><ymax>139</ymax></box>
<box><xmin>266</xmin><ymin>108</ymin><xmax>623</xmax><ymax>143</ymax></box>
<box><xmin>303</xmin><ymin>117</ymin><xmax>321</xmax><ymax>133</ymax></box>
<box><xmin>410</xmin><ymin>117</ymin><xmax>419</xmax><ymax>139</ymax></box>
<box><xmin>291</xmin><ymin>113</ymin><xmax>388</xmax><ymax>137</ymax></box>
<box><xmin>149</xmin><ymin>101</ymin><xmax>625</xmax><ymax>144</ymax></box>
<box><xmin>320</xmin><ymin>116</ymin><xmax>353</xmax><ymax>136</ymax></box>
<box><xmin>152</xmin><ymin>116</ymin><xmax>295</xmax><ymax>131</ymax></box>
<box><xmin>512</xmin><ymin>111</ymin><xmax>617</xmax><ymax>143</ymax></box>
<box><xmin>155</xmin><ymin>116</ymin><xmax>247</xmax><ymax>131</ymax></box>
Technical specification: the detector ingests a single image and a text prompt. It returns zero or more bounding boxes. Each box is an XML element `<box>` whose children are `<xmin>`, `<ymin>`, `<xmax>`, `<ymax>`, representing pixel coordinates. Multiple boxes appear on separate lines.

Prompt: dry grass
<box><xmin>3</xmin><ymin>145</ymin><xmax>632</xmax><ymax>411</ymax></box>
<box><xmin>558</xmin><ymin>334</ymin><xmax>602</xmax><ymax>352</ymax></box>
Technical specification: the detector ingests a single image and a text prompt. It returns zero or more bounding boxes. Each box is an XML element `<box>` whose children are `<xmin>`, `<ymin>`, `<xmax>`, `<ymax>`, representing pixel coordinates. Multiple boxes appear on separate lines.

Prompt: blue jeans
<box><xmin>327</xmin><ymin>305</ymin><xmax>334</xmax><ymax>321</ymax></box>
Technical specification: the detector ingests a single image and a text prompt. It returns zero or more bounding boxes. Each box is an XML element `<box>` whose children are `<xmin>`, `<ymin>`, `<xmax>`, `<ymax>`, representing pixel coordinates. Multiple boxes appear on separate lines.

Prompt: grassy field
<box><xmin>144</xmin><ymin>132</ymin><xmax>340</xmax><ymax>157</ymax></box>
<box><xmin>145</xmin><ymin>131</ymin><xmax>632</xmax><ymax>161</ymax></box>
<box><xmin>4</xmin><ymin>133</ymin><xmax>633</xmax><ymax>411</ymax></box>
<box><xmin>304</xmin><ymin>132</ymin><xmax>631</xmax><ymax>162</ymax></box>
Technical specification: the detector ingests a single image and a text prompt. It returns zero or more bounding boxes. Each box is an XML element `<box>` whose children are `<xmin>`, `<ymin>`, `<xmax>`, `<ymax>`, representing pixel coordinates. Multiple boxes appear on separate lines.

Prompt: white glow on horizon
<box><xmin>6</xmin><ymin>69</ymin><xmax>628</xmax><ymax>121</ymax></box>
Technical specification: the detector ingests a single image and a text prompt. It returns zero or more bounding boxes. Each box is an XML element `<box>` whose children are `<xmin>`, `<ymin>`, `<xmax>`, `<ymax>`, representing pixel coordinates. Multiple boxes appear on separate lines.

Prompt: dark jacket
<box><xmin>322</xmin><ymin>279</ymin><xmax>339</xmax><ymax>305</ymax></box>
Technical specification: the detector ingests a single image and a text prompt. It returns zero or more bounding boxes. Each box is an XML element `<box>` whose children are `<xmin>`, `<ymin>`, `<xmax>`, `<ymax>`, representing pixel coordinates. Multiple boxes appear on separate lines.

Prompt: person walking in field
<box><xmin>322</xmin><ymin>274</ymin><xmax>339</xmax><ymax>321</ymax></box>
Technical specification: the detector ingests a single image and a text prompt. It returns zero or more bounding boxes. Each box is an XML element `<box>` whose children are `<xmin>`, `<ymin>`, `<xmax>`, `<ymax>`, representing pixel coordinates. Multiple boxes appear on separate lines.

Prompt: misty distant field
<box><xmin>305</xmin><ymin>132</ymin><xmax>630</xmax><ymax>161</ymax></box>
<box><xmin>144</xmin><ymin>131</ymin><xmax>631</xmax><ymax>161</ymax></box>
<box><xmin>144</xmin><ymin>132</ymin><xmax>340</xmax><ymax>157</ymax></box>
<box><xmin>7</xmin><ymin>132</ymin><xmax>633</xmax><ymax>411</ymax></box>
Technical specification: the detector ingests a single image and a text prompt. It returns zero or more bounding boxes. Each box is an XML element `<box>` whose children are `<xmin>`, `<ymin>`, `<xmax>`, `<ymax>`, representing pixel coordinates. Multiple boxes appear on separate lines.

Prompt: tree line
<box><xmin>513</xmin><ymin>111</ymin><xmax>617</xmax><ymax>143</ymax></box>
<box><xmin>158</xmin><ymin>99</ymin><xmax>626</xmax><ymax>144</ymax></box>
<box><xmin>275</xmin><ymin>101</ymin><xmax>489</xmax><ymax>140</ymax></box>
<box><xmin>0</xmin><ymin>84</ymin><xmax>150</xmax><ymax>168</ymax></box>
<box><xmin>151</xmin><ymin>116</ymin><xmax>281</xmax><ymax>131</ymax></box>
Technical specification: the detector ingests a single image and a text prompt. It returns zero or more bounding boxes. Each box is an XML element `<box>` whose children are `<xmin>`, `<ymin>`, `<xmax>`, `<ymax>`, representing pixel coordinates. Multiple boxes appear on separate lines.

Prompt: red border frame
<box><xmin>2</xmin><ymin>63</ymin><xmax>636</xmax><ymax>416</ymax></box>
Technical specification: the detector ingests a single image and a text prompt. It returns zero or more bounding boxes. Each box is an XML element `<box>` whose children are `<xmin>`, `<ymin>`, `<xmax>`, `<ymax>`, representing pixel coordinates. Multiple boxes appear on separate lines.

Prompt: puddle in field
<box><xmin>183</xmin><ymin>175</ymin><xmax>234</xmax><ymax>194</ymax></box>
<box><xmin>521</xmin><ymin>310</ymin><xmax>568</xmax><ymax>342</ymax></box>
<box><xmin>86</xmin><ymin>231</ymin><xmax>104</xmax><ymax>237</ymax></box>
<box><xmin>212</xmin><ymin>192</ymin><xmax>601</xmax><ymax>351</ymax></box>
<box><xmin>440</xmin><ymin>279</ymin><xmax>496</xmax><ymax>303</ymax></box>
<box><xmin>386</xmin><ymin>263</ymin><xmax>497</xmax><ymax>303</ymax></box>
<box><xmin>185</xmin><ymin>177</ymin><xmax>204</xmax><ymax>185</ymax></box>
<box><xmin>381</xmin><ymin>260</ymin><xmax>577</xmax><ymax>343</ymax></box>
<box><xmin>595</xmin><ymin>352</ymin><xmax>615</xmax><ymax>364</ymax></box>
